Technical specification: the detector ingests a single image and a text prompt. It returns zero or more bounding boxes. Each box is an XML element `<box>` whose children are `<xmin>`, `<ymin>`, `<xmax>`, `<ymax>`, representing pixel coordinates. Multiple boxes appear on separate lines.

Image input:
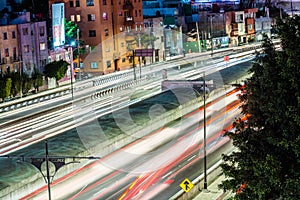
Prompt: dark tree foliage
<box><xmin>219</xmin><ymin>16</ymin><xmax>300</xmax><ymax>199</ymax></box>
<box><xmin>44</xmin><ymin>60</ymin><xmax>68</xmax><ymax>82</ymax></box>
<box><xmin>32</xmin><ymin>68</ymin><xmax>44</xmax><ymax>92</ymax></box>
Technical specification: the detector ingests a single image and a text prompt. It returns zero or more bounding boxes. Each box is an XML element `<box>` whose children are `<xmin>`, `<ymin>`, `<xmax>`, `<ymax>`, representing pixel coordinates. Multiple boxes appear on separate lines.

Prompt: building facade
<box><xmin>0</xmin><ymin>20</ymin><xmax>48</xmax><ymax>75</ymax></box>
<box><xmin>49</xmin><ymin>0</ymin><xmax>144</xmax><ymax>74</ymax></box>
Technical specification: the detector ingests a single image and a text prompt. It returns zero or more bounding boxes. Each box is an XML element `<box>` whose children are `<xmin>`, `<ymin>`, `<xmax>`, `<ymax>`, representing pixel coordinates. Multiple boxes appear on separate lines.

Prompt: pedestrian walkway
<box><xmin>193</xmin><ymin>175</ymin><xmax>233</xmax><ymax>200</ymax></box>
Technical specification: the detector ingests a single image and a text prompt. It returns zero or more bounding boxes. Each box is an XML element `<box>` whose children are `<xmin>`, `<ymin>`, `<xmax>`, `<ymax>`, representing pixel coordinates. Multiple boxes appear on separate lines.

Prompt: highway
<box><xmin>0</xmin><ymin>48</ymin><xmax>255</xmax><ymax>199</ymax></box>
<box><xmin>20</xmin><ymin>86</ymin><xmax>241</xmax><ymax>199</ymax></box>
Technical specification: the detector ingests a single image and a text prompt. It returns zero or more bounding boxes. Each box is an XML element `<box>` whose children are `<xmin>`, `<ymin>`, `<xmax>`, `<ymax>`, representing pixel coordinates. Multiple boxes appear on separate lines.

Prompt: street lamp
<box><xmin>19</xmin><ymin>60</ymin><xmax>23</xmax><ymax>98</ymax></box>
<box><xmin>68</xmin><ymin>47</ymin><xmax>74</xmax><ymax>100</ymax></box>
<box><xmin>203</xmin><ymin>72</ymin><xmax>208</xmax><ymax>191</ymax></box>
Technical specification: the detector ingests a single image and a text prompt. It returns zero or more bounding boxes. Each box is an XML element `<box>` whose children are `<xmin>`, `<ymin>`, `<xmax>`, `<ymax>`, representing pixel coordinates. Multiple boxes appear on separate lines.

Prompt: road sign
<box><xmin>180</xmin><ymin>178</ymin><xmax>194</xmax><ymax>193</ymax></box>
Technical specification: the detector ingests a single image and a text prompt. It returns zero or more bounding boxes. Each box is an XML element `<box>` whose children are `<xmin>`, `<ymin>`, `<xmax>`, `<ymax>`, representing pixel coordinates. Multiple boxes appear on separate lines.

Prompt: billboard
<box><xmin>52</xmin><ymin>3</ymin><xmax>65</xmax><ymax>47</ymax></box>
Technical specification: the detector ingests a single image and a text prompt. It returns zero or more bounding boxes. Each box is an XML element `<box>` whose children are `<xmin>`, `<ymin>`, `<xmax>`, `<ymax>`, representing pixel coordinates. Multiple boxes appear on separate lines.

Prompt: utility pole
<box><xmin>0</xmin><ymin>140</ymin><xmax>100</xmax><ymax>200</ymax></box>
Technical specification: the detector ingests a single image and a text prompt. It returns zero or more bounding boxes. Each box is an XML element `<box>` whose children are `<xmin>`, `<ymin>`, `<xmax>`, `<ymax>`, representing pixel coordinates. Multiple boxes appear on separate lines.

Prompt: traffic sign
<box><xmin>180</xmin><ymin>178</ymin><xmax>194</xmax><ymax>193</ymax></box>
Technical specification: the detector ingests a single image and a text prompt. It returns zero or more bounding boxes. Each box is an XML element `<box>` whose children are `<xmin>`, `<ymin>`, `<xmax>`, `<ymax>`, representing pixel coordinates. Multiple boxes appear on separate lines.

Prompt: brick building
<box><xmin>49</xmin><ymin>0</ymin><xmax>144</xmax><ymax>74</ymax></box>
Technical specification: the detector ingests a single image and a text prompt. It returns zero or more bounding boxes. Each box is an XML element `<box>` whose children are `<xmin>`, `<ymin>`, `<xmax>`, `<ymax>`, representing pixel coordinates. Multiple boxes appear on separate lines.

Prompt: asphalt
<box><xmin>192</xmin><ymin>175</ymin><xmax>233</xmax><ymax>200</ymax></box>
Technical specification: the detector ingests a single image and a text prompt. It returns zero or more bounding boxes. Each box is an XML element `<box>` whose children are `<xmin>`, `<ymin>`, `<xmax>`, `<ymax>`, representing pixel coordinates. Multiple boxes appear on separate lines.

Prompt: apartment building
<box><xmin>49</xmin><ymin>0</ymin><xmax>144</xmax><ymax>74</ymax></box>
<box><xmin>0</xmin><ymin>20</ymin><xmax>48</xmax><ymax>75</ymax></box>
<box><xmin>0</xmin><ymin>25</ymin><xmax>20</xmax><ymax>75</ymax></box>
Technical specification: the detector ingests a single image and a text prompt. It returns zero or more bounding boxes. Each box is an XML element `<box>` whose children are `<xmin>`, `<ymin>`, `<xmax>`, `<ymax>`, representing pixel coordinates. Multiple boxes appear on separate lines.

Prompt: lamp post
<box><xmin>203</xmin><ymin>72</ymin><xmax>208</xmax><ymax>191</ymax></box>
<box><xmin>19</xmin><ymin>60</ymin><xmax>23</xmax><ymax>98</ymax></box>
<box><xmin>136</xmin><ymin>24</ymin><xmax>142</xmax><ymax>79</ymax></box>
<box><xmin>68</xmin><ymin>47</ymin><xmax>74</xmax><ymax>100</ymax></box>
<box><xmin>0</xmin><ymin>140</ymin><xmax>100</xmax><ymax>200</ymax></box>
<box><xmin>77</xmin><ymin>29</ymin><xmax>80</xmax><ymax>70</ymax></box>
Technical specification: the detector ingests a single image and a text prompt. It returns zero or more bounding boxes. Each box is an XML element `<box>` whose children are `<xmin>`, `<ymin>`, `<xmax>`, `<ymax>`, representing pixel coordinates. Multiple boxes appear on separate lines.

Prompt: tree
<box><xmin>219</xmin><ymin>16</ymin><xmax>300</xmax><ymax>199</ymax></box>
<box><xmin>32</xmin><ymin>68</ymin><xmax>44</xmax><ymax>92</ymax></box>
<box><xmin>44</xmin><ymin>60</ymin><xmax>68</xmax><ymax>82</ymax></box>
<box><xmin>65</xmin><ymin>20</ymin><xmax>79</xmax><ymax>46</ymax></box>
<box><xmin>0</xmin><ymin>77</ymin><xmax>12</xmax><ymax>100</ymax></box>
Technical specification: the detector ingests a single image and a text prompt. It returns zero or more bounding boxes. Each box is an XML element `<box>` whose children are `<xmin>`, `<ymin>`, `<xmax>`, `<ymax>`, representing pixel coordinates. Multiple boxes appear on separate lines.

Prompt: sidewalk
<box><xmin>193</xmin><ymin>175</ymin><xmax>233</xmax><ymax>200</ymax></box>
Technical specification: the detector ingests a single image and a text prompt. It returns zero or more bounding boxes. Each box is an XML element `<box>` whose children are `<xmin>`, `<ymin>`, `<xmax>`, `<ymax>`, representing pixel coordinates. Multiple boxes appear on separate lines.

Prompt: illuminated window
<box><xmin>103</xmin><ymin>12</ymin><xmax>108</xmax><ymax>20</ymax></box>
<box><xmin>91</xmin><ymin>62</ymin><xmax>98</xmax><ymax>68</ymax></box>
<box><xmin>86</xmin><ymin>0</ymin><xmax>94</xmax><ymax>6</ymax></box>
<box><xmin>70</xmin><ymin>15</ymin><xmax>75</xmax><ymax>21</ymax></box>
<box><xmin>88</xmin><ymin>14</ymin><xmax>95</xmax><ymax>21</ymax></box>
<box><xmin>118</xmin><ymin>11</ymin><xmax>122</xmax><ymax>16</ymax></box>
<box><xmin>40</xmin><ymin>42</ymin><xmax>46</xmax><ymax>50</ymax></box>
<box><xmin>76</xmin><ymin>15</ymin><xmax>81</xmax><ymax>22</ymax></box>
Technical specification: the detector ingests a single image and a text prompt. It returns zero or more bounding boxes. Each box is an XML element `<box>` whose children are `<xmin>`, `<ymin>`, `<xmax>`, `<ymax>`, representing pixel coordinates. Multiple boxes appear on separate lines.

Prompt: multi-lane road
<box><xmin>0</xmin><ymin>48</ymin><xmax>256</xmax><ymax>199</ymax></box>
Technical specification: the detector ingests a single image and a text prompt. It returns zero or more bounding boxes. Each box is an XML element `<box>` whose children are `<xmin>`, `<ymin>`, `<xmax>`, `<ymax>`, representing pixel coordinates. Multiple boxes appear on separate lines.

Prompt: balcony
<box><xmin>123</xmin><ymin>1</ymin><xmax>133</xmax><ymax>10</ymax></box>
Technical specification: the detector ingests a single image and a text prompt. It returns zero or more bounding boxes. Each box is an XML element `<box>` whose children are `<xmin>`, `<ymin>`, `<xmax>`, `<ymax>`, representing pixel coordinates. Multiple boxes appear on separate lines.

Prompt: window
<box><xmin>139</xmin><ymin>10</ymin><xmax>142</xmax><ymax>16</ymax></box>
<box><xmin>12</xmin><ymin>31</ymin><xmax>16</xmax><ymax>38</ymax></box>
<box><xmin>70</xmin><ymin>15</ymin><xmax>75</xmax><ymax>21</ymax></box>
<box><xmin>39</xmin><ymin>26</ymin><xmax>45</xmax><ymax>36</ymax></box>
<box><xmin>13</xmin><ymin>47</ymin><xmax>17</xmax><ymax>60</ymax></box>
<box><xmin>103</xmin><ymin>0</ymin><xmax>107</xmax><ymax>5</ymax></box>
<box><xmin>122</xmin><ymin>57</ymin><xmax>125</xmax><ymax>62</ymax></box>
<box><xmin>40</xmin><ymin>42</ymin><xmax>46</xmax><ymax>50</ymax></box>
<box><xmin>103</xmin><ymin>12</ymin><xmax>108</xmax><ymax>20</ymax></box>
<box><xmin>91</xmin><ymin>62</ymin><xmax>98</xmax><ymax>69</ymax></box>
<box><xmin>106</xmin><ymin>60</ymin><xmax>111</xmax><ymax>68</ymax></box>
<box><xmin>76</xmin><ymin>15</ymin><xmax>81</xmax><ymax>22</ymax></box>
<box><xmin>5</xmin><ymin>48</ymin><xmax>9</xmax><ymax>57</ymax></box>
<box><xmin>89</xmin><ymin>30</ymin><xmax>96</xmax><ymax>37</ymax></box>
<box><xmin>135</xmin><ymin>10</ymin><xmax>137</xmax><ymax>17</ymax></box>
<box><xmin>76</xmin><ymin>0</ymin><xmax>80</xmax><ymax>7</ymax></box>
<box><xmin>121</xmin><ymin>42</ymin><xmax>124</xmax><ymax>47</ymax></box>
<box><xmin>23</xmin><ymin>28</ymin><xmax>28</xmax><ymax>35</ymax></box>
<box><xmin>118</xmin><ymin>11</ymin><xmax>122</xmax><ymax>16</ymax></box>
<box><xmin>70</xmin><ymin>1</ymin><xmax>74</xmax><ymax>7</ymax></box>
<box><xmin>104</xmin><ymin>29</ymin><xmax>109</xmax><ymax>36</ymax></box>
<box><xmin>118</xmin><ymin>0</ymin><xmax>121</xmax><ymax>4</ymax></box>
<box><xmin>24</xmin><ymin>45</ymin><xmax>29</xmax><ymax>53</ymax></box>
<box><xmin>3</xmin><ymin>32</ymin><xmax>7</xmax><ymax>40</ymax></box>
<box><xmin>88</xmin><ymin>14</ymin><xmax>96</xmax><ymax>21</ymax></box>
<box><xmin>86</xmin><ymin>0</ymin><xmax>94</xmax><ymax>6</ymax></box>
<box><xmin>248</xmin><ymin>24</ymin><xmax>253</xmax><ymax>31</ymax></box>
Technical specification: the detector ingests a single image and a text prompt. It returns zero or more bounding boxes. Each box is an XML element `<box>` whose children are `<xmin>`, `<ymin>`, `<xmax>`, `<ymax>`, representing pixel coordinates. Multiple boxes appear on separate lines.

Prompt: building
<box><xmin>0</xmin><ymin>18</ymin><xmax>48</xmax><ymax>76</ymax></box>
<box><xmin>255</xmin><ymin>16</ymin><xmax>271</xmax><ymax>42</ymax></box>
<box><xmin>49</xmin><ymin>0</ymin><xmax>144</xmax><ymax>74</ymax></box>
